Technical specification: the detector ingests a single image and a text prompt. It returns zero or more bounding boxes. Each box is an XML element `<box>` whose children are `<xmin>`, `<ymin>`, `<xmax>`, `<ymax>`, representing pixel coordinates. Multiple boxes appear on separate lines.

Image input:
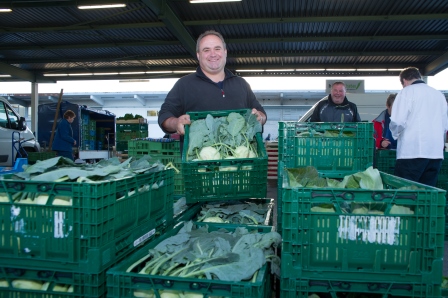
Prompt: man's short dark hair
<box><xmin>332</xmin><ymin>81</ymin><xmax>346</xmax><ymax>89</ymax></box>
<box><xmin>196</xmin><ymin>30</ymin><xmax>226</xmax><ymax>53</ymax></box>
<box><xmin>399</xmin><ymin>67</ymin><xmax>422</xmax><ymax>85</ymax></box>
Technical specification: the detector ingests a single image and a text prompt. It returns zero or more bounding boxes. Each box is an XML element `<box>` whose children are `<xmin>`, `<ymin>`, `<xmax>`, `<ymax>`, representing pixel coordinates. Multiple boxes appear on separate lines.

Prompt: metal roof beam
<box><xmin>7</xmin><ymin>96</ymin><xmax>28</xmax><ymax>107</ymax></box>
<box><xmin>1</xmin><ymin>14</ymin><xmax>447</xmax><ymax>34</ymax></box>
<box><xmin>2</xmin><ymin>35</ymin><xmax>446</xmax><ymax>52</ymax></box>
<box><xmin>140</xmin><ymin>0</ymin><xmax>196</xmax><ymax>57</ymax></box>
<box><xmin>90</xmin><ymin>95</ymin><xmax>104</xmax><ymax>106</ymax></box>
<box><xmin>0</xmin><ymin>22</ymin><xmax>165</xmax><ymax>33</ymax></box>
<box><xmin>0</xmin><ymin>61</ymin><xmax>36</xmax><ymax>82</ymax></box>
<box><xmin>424</xmin><ymin>51</ymin><xmax>448</xmax><ymax>76</ymax></box>
<box><xmin>3</xmin><ymin>50</ymin><xmax>442</xmax><ymax>64</ymax></box>
<box><xmin>134</xmin><ymin>95</ymin><xmax>146</xmax><ymax>106</ymax></box>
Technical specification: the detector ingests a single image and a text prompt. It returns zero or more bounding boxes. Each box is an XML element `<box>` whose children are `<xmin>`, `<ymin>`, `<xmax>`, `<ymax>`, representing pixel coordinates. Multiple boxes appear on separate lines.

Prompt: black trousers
<box><xmin>394</xmin><ymin>158</ymin><xmax>442</xmax><ymax>187</ymax></box>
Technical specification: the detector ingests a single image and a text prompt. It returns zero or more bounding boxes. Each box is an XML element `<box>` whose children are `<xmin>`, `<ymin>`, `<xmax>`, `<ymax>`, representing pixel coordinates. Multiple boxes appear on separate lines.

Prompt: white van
<box><xmin>298</xmin><ymin>93</ymin><xmax>391</xmax><ymax>122</ymax></box>
<box><xmin>0</xmin><ymin>97</ymin><xmax>40</xmax><ymax>166</ymax></box>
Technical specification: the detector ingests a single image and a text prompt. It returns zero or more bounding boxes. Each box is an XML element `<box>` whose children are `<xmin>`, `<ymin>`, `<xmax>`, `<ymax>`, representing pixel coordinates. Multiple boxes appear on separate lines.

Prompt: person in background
<box><xmin>390</xmin><ymin>66</ymin><xmax>448</xmax><ymax>187</ymax></box>
<box><xmin>158</xmin><ymin>30</ymin><xmax>266</xmax><ymax>141</ymax></box>
<box><xmin>310</xmin><ymin>81</ymin><xmax>361</xmax><ymax>122</ymax></box>
<box><xmin>52</xmin><ymin>110</ymin><xmax>76</xmax><ymax>161</ymax></box>
<box><xmin>373</xmin><ymin>93</ymin><xmax>397</xmax><ymax>149</ymax></box>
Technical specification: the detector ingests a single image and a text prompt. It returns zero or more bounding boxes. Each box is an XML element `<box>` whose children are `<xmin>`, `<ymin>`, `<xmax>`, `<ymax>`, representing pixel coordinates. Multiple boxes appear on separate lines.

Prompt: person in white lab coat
<box><xmin>389</xmin><ymin>67</ymin><xmax>448</xmax><ymax>186</ymax></box>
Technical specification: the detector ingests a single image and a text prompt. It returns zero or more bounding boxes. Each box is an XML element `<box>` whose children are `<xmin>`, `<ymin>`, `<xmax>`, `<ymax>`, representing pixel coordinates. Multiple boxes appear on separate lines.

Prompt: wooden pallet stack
<box><xmin>265</xmin><ymin>141</ymin><xmax>278</xmax><ymax>180</ymax></box>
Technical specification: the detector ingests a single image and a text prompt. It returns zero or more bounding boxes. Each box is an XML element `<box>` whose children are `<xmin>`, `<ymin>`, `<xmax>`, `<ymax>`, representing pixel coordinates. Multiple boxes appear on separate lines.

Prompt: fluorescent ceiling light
<box><xmin>119</xmin><ymin>79</ymin><xmax>150</xmax><ymax>83</ymax></box>
<box><xmin>236</xmin><ymin>69</ymin><xmax>264</xmax><ymax>72</ymax></box>
<box><xmin>388</xmin><ymin>69</ymin><xmax>403</xmax><ymax>71</ymax></box>
<box><xmin>78</xmin><ymin>4</ymin><xmax>126</xmax><ymax>9</ymax></box>
<box><xmin>296</xmin><ymin>69</ymin><xmax>325</xmax><ymax>71</ymax></box>
<box><xmin>146</xmin><ymin>71</ymin><xmax>173</xmax><ymax>74</ymax></box>
<box><xmin>173</xmin><ymin>70</ymin><xmax>195</xmax><ymax>73</ymax></box>
<box><xmin>69</xmin><ymin>73</ymin><xmax>93</xmax><ymax>76</ymax></box>
<box><xmin>43</xmin><ymin>73</ymin><xmax>68</xmax><ymax>77</ymax></box>
<box><xmin>93</xmin><ymin>72</ymin><xmax>119</xmax><ymax>75</ymax></box>
<box><xmin>0</xmin><ymin>74</ymin><xmax>11</xmax><ymax>77</ymax></box>
<box><xmin>326</xmin><ymin>69</ymin><xmax>356</xmax><ymax>71</ymax></box>
<box><xmin>190</xmin><ymin>0</ymin><xmax>241</xmax><ymax>3</ymax></box>
<box><xmin>265</xmin><ymin>69</ymin><xmax>295</xmax><ymax>72</ymax></box>
<box><xmin>119</xmin><ymin>71</ymin><xmax>146</xmax><ymax>75</ymax></box>
<box><xmin>0</xmin><ymin>8</ymin><xmax>12</xmax><ymax>12</ymax></box>
<box><xmin>357</xmin><ymin>69</ymin><xmax>387</xmax><ymax>71</ymax></box>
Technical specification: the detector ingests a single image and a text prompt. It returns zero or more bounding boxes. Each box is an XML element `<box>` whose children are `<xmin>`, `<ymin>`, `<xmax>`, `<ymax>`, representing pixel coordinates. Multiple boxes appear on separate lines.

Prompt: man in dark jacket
<box><xmin>158</xmin><ymin>30</ymin><xmax>266</xmax><ymax>137</ymax></box>
<box><xmin>52</xmin><ymin>110</ymin><xmax>76</xmax><ymax>160</ymax></box>
<box><xmin>310</xmin><ymin>81</ymin><xmax>361</xmax><ymax>122</ymax></box>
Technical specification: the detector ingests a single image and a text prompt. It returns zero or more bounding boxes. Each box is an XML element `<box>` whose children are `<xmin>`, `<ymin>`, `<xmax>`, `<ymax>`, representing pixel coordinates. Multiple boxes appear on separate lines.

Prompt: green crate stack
<box><xmin>97</xmin><ymin>127</ymin><xmax>106</xmax><ymax>150</ymax></box>
<box><xmin>115</xmin><ymin>140</ymin><xmax>128</xmax><ymax>152</ymax></box>
<box><xmin>106</xmin><ymin>222</ymin><xmax>273</xmax><ymax>298</ymax></box>
<box><xmin>128</xmin><ymin>139</ymin><xmax>184</xmax><ymax>195</ymax></box>
<box><xmin>0</xmin><ymin>169</ymin><xmax>174</xmax><ymax>274</ymax></box>
<box><xmin>116</xmin><ymin>123</ymin><xmax>148</xmax><ymax>131</ymax></box>
<box><xmin>27</xmin><ymin>151</ymin><xmax>57</xmax><ymax>164</ymax></box>
<box><xmin>182</xmin><ymin>109</ymin><xmax>268</xmax><ymax>204</ymax></box>
<box><xmin>374</xmin><ymin>149</ymin><xmax>396</xmax><ymax>174</ymax></box>
<box><xmin>280</xmin><ymin>171</ymin><xmax>446</xmax><ymax>298</ymax></box>
<box><xmin>374</xmin><ymin>150</ymin><xmax>448</xmax><ymax>240</ymax></box>
<box><xmin>277</xmin><ymin>122</ymin><xmax>375</xmax><ymax>233</ymax></box>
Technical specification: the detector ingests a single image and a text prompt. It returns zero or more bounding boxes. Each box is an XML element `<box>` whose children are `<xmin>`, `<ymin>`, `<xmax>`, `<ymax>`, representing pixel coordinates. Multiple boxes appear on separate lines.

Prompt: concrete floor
<box><xmin>266</xmin><ymin>179</ymin><xmax>448</xmax><ymax>278</ymax></box>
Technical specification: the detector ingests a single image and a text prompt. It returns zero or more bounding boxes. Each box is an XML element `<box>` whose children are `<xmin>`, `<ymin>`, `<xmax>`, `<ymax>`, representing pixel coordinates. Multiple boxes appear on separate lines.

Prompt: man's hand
<box><xmin>176</xmin><ymin>114</ymin><xmax>191</xmax><ymax>135</ymax></box>
<box><xmin>251</xmin><ymin>108</ymin><xmax>267</xmax><ymax>125</ymax></box>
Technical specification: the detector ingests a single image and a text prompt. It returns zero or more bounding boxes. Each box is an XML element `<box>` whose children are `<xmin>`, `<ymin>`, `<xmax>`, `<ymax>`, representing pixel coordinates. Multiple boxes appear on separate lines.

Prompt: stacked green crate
<box><xmin>0</xmin><ymin>168</ymin><xmax>174</xmax><ymax>297</ymax></box>
<box><xmin>280</xmin><ymin>172</ymin><xmax>446</xmax><ymax>298</ymax></box>
<box><xmin>375</xmin><ymin>150</ymin><xmax>448</xmax><ymax>240</ymax></box>
<box><xmin>374</xmin><ymin>149</ymin><xmax>396</xmax><ymax>174</ymax></box>
<box><xmin>116</xmin><ymin>121</ymin><xmax>148</xmax><ymax>152</ymax></box>
<box><xmin>182</xmin><ymin>109</ymin><xmax>268</xmax><ymax>204</ymax></box>
<box><xmin>97</xmin><ymin>127</ymin><xmax>106</xmax><ymax>150</ymax></box>
<box><xmin>128</xmin><ymin>139</ymin><xmax>184</xmax><ymax>195</ymax></box>
<box><xmin>80</xmin><ymin>112</ymin><xmax>91</xmax><ymax>150</ymax></box>
<box><xmin>89</xmin><ymin>120</ymin><xmax>96</xmax><ymax>150</ymax></box>
<box><xmin>27</xmin><ymin>151</ymin><xmax>57</xmax><ymax>164</ymax></box>
<box><xmin>277</xmin><ymin>122</ymin><xmax>375</xmax><ymax>233</ymax></box>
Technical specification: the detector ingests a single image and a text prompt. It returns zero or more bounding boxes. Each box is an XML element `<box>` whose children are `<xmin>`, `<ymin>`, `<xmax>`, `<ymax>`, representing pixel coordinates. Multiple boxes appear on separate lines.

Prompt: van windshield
<box><xmin>0</xmin><ymin>102</ymin><xmax>20</xmax><ymax>129</ymax></box>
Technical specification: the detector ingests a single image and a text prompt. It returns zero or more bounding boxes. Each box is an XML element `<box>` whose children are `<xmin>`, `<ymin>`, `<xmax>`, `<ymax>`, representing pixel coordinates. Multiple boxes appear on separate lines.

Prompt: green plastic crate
<box><xmin>281</xmin><ymin>171</ymin><xmax>446</xmax><ymax>284</ymax></box>
<box><xmin>0</xmin><ymin>169</ymin><xmax>174</xmax><ymax>273</ymax></box>
<box><xmin>27</xmin><ymin>151</ymin><xmax>57</xmax><ymax>165</ymax></box>
<box><xmin>106</xmin><ymin>222</ymin><xmax>273</xmax><ymax>298</ymax></box>
<box><xmin>128</xmin><ymin>140</ymin><xmax>184</xmax><ymax>195</ymax></box>
<box><xmin>116</xmin><ymin>140</ymin><xmax>128</xmax><ymax>152</ymax></box>
<box><xmin>116</xmin><ymin>123</ymin><xmax>148</xmax><ymax>131</ymax></box>
<box><xmin>280</xmin><ymin>277</ymin><xmax>442</xmax><ymax>298</ymax></box>
<box><xmin>116</xmin><ymin>130</ymin><xmax>148</xmax><ymax>141</ymax></box>
<box><xmin>278</xmin><ymin>121</ymin><xmax>374</xmax><ymax>176</ymax></box>
<box><xmin>128</xmin><ymin>139</ymin><xmax>180</xmax><ymax>155</ymax></box>
<box><xmin>175</xmin><ymin>198</ymin><xmax>274</xmax><ymax>226</ymax></box>
<box><xmin>374</xmin><ymin>149</ymin><xmax>396</xmax><ymax>174</ymax></box>
<box><xmin>0</xmin><ymin>265</ymin><xmax>107</xmax><ymax>298</ymax></box>
<box><xmin>182</xmin><ymin>109</ymin><xmax>268</xmax><ymax>204</ymax></box>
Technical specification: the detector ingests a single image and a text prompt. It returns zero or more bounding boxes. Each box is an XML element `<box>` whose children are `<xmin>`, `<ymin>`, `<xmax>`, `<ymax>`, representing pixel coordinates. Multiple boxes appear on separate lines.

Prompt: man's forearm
<box><xmin>162</xmin><ymin>117</ymin><xmax>178</xmax><ymax>133</ymax></box>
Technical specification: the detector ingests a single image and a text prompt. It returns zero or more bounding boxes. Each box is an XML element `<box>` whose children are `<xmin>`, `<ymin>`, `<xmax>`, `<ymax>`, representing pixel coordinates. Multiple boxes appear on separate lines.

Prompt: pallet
<box><xmin>265</xmin><ymin>141</ymin><xmax>278</xmax><ymax>180</ymax></box>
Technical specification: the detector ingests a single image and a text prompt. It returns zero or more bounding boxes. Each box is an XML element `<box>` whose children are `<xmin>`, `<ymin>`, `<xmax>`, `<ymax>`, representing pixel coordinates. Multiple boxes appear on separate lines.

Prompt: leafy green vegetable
<box><xmin>186</xmin><ymin>111</ymin><xmax>262</xmax><ymax>161</ymax></box>
<box><xmin>130</xmin><ymin>221</ymin><xmax>281</xmax><ymax>282</ymax></box>
<box><xmin>285</xmin><ymin>166</ymin><xmax>383</xmax><ymax>190</ymax></box>
<box><xmin>196</xmin><ymin>200</ymin><xmax>273</xmax><ymax>225</ymax></box>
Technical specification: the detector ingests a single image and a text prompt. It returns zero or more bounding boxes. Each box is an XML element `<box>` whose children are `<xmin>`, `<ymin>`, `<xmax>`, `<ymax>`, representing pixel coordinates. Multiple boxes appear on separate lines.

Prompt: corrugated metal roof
<box><xmin>0</xmin><ymin>0</ymin><xmax>446</xmax><ymax>82</ymax></box>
